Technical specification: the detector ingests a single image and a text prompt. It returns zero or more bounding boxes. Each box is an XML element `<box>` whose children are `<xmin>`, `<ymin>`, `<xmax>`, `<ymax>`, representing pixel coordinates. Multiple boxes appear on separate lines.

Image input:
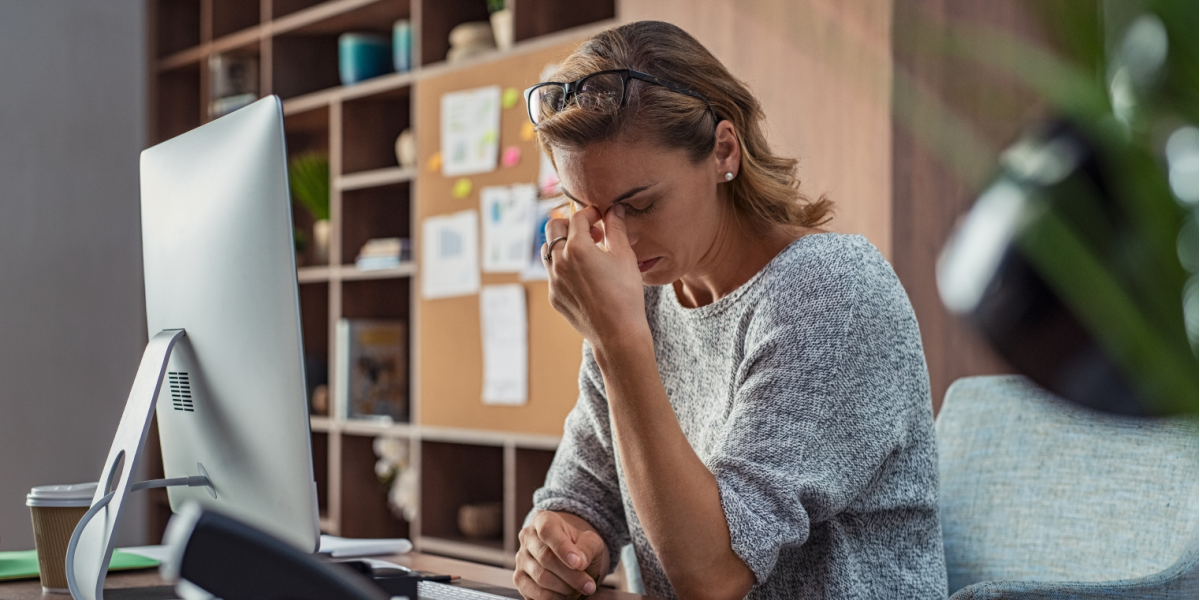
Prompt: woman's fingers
<box><xmin>514</xmin><ymin>543</ymin><xmax>577</xmax><ymax>597</ymax></box>
<box><xmin>533</xmin><ymin>517</ymin><xmax>599</xmax><ymax>594</ymax></box>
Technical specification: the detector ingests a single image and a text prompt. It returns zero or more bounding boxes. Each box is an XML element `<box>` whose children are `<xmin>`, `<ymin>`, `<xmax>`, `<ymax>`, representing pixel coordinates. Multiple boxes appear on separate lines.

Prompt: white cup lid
<box><xmin>27</xmin><ymin>482</ymin><xmax>97</xmax><ymax>507</ymax></box>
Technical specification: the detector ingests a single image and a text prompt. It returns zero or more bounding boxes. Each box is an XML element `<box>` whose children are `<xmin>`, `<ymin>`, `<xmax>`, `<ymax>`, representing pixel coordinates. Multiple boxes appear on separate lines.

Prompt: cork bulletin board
<box><xmin>415</xmin><ymin>39</ymin><xmax>587</xmax><ymax>436</ymax></box>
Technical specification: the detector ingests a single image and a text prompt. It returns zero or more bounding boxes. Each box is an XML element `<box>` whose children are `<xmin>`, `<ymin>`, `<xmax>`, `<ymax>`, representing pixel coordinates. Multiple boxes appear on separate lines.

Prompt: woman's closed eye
<box><xmin>621</xmin><ymin>200</ymin><xmax>658</xmax><ymax>217</ymax></box>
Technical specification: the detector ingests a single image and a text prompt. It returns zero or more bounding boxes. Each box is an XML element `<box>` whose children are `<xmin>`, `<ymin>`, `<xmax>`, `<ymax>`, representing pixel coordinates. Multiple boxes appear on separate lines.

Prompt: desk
<box><xmin>0</xmin><ymin>552</ymin><xmax>649</xmax><ymax>600</ymax></box>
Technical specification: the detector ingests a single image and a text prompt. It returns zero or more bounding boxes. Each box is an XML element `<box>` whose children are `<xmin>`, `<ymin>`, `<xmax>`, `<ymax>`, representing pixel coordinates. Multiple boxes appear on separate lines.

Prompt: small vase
<box><xmin>490</xmin><ymin>9</ymin><xmax>514</xmax><ymax>51</ymax></box>
<box><xmin>313</xmin><ymin>219</ymin><xmax>331</xmax><ymax>265</ymax></box>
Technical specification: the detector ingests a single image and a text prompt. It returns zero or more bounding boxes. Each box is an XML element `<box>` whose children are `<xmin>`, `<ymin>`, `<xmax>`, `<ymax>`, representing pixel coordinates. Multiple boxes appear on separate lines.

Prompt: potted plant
<box><xmin>289</xmin><ymin>153</ymin><xmax>331</xmax><ymax>265</ymax></box>
<box><xmin>488</xmin><ymin>0</ymin><xmax>513</xmax><ymax>51</ymax></box>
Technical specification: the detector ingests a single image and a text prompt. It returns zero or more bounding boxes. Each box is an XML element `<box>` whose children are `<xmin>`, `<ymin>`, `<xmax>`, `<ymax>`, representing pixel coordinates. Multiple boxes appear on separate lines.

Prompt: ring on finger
<box><xmin>542</xmin><ymin>236</ymin><xmax>568</xmax><ymax>263</ymax></box>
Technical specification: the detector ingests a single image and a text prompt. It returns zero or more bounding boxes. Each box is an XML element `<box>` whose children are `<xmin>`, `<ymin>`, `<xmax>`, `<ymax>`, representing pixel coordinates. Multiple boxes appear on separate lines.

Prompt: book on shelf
<box><xmin>335</xmin><ymin>319</ymin><xmax>409</xmax><ymax>422</ymax></box>
<box><xmin>356</xmin><ymin>237</ymin><xmax>411</xmax><ymax>271</ymax></box>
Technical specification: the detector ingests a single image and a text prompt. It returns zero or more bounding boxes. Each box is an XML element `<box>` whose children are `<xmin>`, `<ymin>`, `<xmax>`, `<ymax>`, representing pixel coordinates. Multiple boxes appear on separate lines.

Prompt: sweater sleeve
<box><xmin>707</xmin><ymin>248</ymin><xmax>924</xmax><ymax>584</ymax></box>
<box><xmin>529</xmin><ymin>342</ymin><xmax>630</xmax><ymax>573</ymax></box>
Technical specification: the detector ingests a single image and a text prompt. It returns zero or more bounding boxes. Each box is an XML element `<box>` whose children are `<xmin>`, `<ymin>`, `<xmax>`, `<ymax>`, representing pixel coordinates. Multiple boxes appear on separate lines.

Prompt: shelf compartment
<box><xmin>417</xmin><ymin>0</ymin><xmax>491</xmax><ymax>66</ymax></box>
<box><xmin>342</xmin><ymin>278</ymin><xmax>411</xmax><ymax>320</ymax></box>
<box><xmin>420</xmin><ymin>441</ymin><xmax>504</xmax><ymax>544</ymax></box>
<box><xmin>337</xmin><ymin>166</ymin><xmax>415</xmax><ymax>191</ymax></box>
<box><xmin>418</xmin><ymin>536</ymin><xmax>509</xmax><ymax>567</ymax></box>
<box><xmin>513</xmin><ymin>0</ymin><xmax>615</xmax><ymax>44</ymax></box>
<box><xmin>212</xmin><ymin>0</ymin><xmax>261</xmax><ymax>39</ymax></box>
<box><xmin>299</xmin><ymin>281</ymin><xmax>330</xmax><ymax>415</ymax></box>
<box><xmin>274</xmin><ymin>0</ymin><xmax>410</xmax><ymax>36</ymax></box>
<box><xmin>339</xmin><ymin>434</ymin><xmax>411</xmax><ymax>538</ymax></box>
<box><xmin>273</xmin><ymin>0</ymin><xmax>328</xmax><ymax>19</ymax></box>
<box><xmin>340</xmin><ymin>183</ymin><xmax>411</xmax><ymax>267</ymax></box>
<box><xmin>155</xmin><ymin>0</ymin><xmax>201</xmax><ymax>58</ymax></box>
<box><xmin>154</xmin><ymin>63</ymin><xmax>201</xmax><ymax>143</ymax></box>
<box><xmin>514</xmin><ymin>448</ymin><xmax>556</xmax><ymax>530</ymax></box>
<box><xmin>342</xmin><ymin>88</ymin><xmax>411</xmax><ymax>174</ymax></box>
<box><xmin>272</xmin><ymin>34</ymin><xmax>341</xmax><ymax>99</ymax></box>
<box><xmin>313</xmin><ymin>431</ymin><xmax>330</xmax><ymax>514</ymax></box>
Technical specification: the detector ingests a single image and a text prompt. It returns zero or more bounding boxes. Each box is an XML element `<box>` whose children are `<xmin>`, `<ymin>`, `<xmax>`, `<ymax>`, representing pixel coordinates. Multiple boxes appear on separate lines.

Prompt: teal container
<box><xmin>338</xmin><ymin>33</ymin><xmax>392</xmax><ymax>86</ymax></box>
<box><xmin>393</xmin><ymin>19</ymin><xmax>412</xmax><ymax>73</ymax></box>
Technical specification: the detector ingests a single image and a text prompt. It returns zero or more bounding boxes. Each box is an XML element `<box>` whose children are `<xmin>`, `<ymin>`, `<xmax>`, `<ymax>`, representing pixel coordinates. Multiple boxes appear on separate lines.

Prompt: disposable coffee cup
<box><xmin>27</xmin><ymin>482</ymin><xmax>97</xmax><ymax>594</ymax></box>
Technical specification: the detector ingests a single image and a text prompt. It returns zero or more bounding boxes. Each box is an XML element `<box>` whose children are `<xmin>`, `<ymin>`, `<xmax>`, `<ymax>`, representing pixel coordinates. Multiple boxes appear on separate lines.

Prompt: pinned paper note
<box><xmin>452</xmin><ymin>178</ymin><xmax>473</xmax><ymax>199</ymax></box>
<box><xmin>501</xmin><ymin>146</ymin><xmax>521</xmax><ymax>168</ymax></box>
<box><xmin>520</xmin><ymin>121</ymin><xmax>535</xmax><ymax>142</ymax></box>
<box><xmin>521</xmin><ymin>198</ymin><xmax>569</xmax><ymax>281</ymax></box>
<box><xmin>538</xmin><ymin>150</ymin><xmax>561</xmax><ymax>197</ymax></box>
<box><xmin>501</xmin><ymin>87</ymin><xmax>521</xmax><ymax>109</ymax></box>
<box><xmin>441</xmin><ymin>85</ymin><xmax>501</xmax><ymax>176</ymax></box>
<box><xmin>481</xmin><ymin>284</ymin><xmax>527</xmax><ymax>405</ymax></box>
<box><xmin>481</xmin><ymin>184</ymin><xmax>536</xmax><ymax>273</ymax></box>
<box><xmin>421</xmin><ymin>210</ymin><xmax>480</xmax><ymax>299</ymax></box>
<box><xmin>427</xmin><ymin>152</ymin><xmax>442</xmax><ymax>172</ymax></box>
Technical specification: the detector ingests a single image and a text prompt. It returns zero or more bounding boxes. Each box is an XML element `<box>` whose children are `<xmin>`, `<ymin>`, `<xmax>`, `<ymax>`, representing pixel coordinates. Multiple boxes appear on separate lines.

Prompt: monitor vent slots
<box><xmin>168</xmin><ymin>372</ymin><xmax>194</xmax><ymax>412</ymax></box>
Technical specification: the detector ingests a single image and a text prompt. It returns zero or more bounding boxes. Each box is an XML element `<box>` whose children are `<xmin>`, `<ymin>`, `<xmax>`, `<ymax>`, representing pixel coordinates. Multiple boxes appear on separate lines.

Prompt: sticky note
<box><xmin>452</xmin><ymin>178</ymin><xmax>473</xmax><ymax>199</ymax></box>
<box><xmin>427</xmin><ymin>152</ymin><xmax>442</xmax><ymax>172</ymax></box>
<box><xmin>501</xmin><ymin>87</ymin><xmax>521</xmax><ymax>109</ymax></box>
<box><xmin>520</xmin><ymin>121</ymin><xmax>535</xmax><ymax>141</ymax></box>
<box><xmin>501</xmin><ymin>146</ymin><xmax>521</xmax><ymax>168</ymax></box>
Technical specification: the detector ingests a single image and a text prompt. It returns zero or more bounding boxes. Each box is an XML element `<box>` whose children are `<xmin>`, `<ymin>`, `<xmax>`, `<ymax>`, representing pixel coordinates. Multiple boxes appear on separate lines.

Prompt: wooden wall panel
<box><xmin>618</xmin><ymin>0</ymin><xmax>894</xmax><ymax>258</ymax></box>
<box><xmin>415</xmin><ymin>40</ymin><xmax>588</xmax><ymax>435</ymax></box>
<box><xmin>891</xmin><ymin>0</ymin><xmax>1046</xmax><ymax>409</ymax></box>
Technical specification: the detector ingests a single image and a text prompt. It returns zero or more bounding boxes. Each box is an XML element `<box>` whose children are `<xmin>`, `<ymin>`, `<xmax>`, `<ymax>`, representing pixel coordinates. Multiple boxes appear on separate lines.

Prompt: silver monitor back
<box><xmin>139</xmin><ymin>96</ymin><xmax>319</xmax><ymax>552</ymax></box>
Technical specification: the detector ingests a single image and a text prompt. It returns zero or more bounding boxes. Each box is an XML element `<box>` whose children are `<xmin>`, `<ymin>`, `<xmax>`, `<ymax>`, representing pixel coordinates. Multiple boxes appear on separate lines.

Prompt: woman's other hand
<box><xmin>544</xmin><ymin>204</ymin><xmax>648</xmax><ymax>352</ymax></box>
<box><xmin>514</xmin><ymin>511</ymin><xmax>609</xmax><ymax>600</ymax></box>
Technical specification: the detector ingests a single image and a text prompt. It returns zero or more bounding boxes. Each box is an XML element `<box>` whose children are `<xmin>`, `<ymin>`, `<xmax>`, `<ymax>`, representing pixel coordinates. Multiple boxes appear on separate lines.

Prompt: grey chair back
<box><xmin>937</xmin><ymin>375</ymin><xmax>1198</xmax><ymax>596</ymax></box>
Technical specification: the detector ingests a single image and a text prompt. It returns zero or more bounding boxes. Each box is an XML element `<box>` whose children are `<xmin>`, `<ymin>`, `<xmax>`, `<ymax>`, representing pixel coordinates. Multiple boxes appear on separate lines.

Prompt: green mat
<box><xmin>0</xmin><ymin>550</ymin><xmax>159</xmax><ymax>581</ymax></box>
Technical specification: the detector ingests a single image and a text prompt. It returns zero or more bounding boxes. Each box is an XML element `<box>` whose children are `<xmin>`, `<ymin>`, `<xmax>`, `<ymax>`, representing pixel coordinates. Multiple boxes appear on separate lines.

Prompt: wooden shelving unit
<box><xmin>148</xmin><ymin>0</ymin><xmax>614</xmax><ymax>566</ymax></box>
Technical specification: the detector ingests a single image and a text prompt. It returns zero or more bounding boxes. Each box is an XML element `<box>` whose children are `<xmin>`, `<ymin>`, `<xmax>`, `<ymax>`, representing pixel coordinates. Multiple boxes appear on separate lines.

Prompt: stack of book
<box><xmin>356</xmin><ymin>237</ymin><xmax>411</xmax><ymax>271</ymax></box>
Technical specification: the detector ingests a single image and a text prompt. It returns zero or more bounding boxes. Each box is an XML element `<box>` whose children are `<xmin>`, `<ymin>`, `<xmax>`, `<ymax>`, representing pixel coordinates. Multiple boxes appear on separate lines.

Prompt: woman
<box><xmin>515</xmin><ymin>21</ymin><xmax>946</xmax><ymax>600</ymax></box>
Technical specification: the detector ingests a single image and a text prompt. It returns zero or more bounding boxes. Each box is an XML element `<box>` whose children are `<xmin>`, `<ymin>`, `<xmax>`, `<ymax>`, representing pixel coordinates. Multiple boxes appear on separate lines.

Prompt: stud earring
<box><xmin>725</xmin><ymin>172</ymin><xmax>734</xmax><ymax>181</ymax></box>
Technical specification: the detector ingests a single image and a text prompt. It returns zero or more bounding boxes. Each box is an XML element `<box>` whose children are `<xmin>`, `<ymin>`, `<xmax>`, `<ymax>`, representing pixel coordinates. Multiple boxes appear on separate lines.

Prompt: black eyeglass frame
<box><xmin>523</xmin><ymin>69</ymin><xmax>718</xmax><ymax>127</ymax></box>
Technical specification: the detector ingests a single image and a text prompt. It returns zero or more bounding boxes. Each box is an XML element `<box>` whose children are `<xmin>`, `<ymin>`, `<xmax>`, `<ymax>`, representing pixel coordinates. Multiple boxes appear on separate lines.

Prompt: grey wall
<box><xmin>0</xmin><ymin>2</ymin><xmax>148</xmax><ymax>550</ymax></box>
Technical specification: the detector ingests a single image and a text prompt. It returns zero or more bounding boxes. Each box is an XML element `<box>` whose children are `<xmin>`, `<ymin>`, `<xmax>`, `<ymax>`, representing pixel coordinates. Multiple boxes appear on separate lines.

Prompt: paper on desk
<box><xmin>441</xmin><ymin>86</ymin><xmax>501</xmax><ymax>176</ymax></box>
<box><xmin>481</xmin><ymin>184</ymin><xmax>536</xmax><ymax>273</ymax></box>
<box><xmin>481</xmin><ymin>284</ymin><xmax>528</xmax><ymax>405</ymax></box>
<box><xmin>319</xmin><ymin>535</ymin><xmax>413</xmax><ymax>558</ymax></box>
<box><xmin>422</xmin><ymin>210</ymin><xmax>480</xmax><ymax>299</ymax></box>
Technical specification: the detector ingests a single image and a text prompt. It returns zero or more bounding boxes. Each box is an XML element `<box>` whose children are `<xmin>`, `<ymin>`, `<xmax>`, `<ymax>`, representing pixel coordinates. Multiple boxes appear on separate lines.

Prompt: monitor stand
<box><xmin>66</xmin><ymin>329</ymin><xmax>215</xmax><ymax>600</ymax></box>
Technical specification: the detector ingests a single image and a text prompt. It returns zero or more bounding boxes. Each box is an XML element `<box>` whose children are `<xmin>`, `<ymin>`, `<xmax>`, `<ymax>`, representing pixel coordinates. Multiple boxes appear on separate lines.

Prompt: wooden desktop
<box><xmin>0</xmin><ymin>552</ymin><xmax>649</xmax><ymax>600</ymax></box>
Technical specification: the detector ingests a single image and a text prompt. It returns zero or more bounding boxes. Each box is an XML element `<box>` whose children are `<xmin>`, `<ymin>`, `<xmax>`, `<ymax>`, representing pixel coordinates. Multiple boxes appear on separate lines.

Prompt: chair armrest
<box><xmin>949</xmin><ymin>548</ymin><xmax>1197</xmax><ymax>600</ymax></box>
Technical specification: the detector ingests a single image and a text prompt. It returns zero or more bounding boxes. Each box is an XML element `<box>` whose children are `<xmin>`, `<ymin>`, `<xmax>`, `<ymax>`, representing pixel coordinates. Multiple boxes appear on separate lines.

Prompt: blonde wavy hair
<box><xmin>534</xmin><ymin>21</ymin><xmax>832</xmax><ymax>230</ymax></box>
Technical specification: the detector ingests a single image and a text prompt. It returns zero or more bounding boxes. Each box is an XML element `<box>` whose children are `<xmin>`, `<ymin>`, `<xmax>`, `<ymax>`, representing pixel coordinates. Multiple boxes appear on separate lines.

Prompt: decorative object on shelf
<box><xmin>373</xmin><ymin>437</ymin><xmax>417</xmax><ymax>522</ymax></box>
<box><xmin>488</xmin><ymin>0</ymin><xmax>514</xmax><ymax>52</ymax></box>
<box><xmin>288</xmin><ymin>153</ymin><xmax>331</xmax><ymax>265</ymax></box>
<box><xmin>338</xmin><ymin>32</ymin><xmax>392</xmax><ymax>86</ymax></box>
<box><xmin>446</xmin><ymin>21</ymin><xmax>496</xmax><ymax>63</ymax></box>
<box><xmin>336</xmin><ymin>319</ymin><xmax>409</xmax><ymax>422</ymax></box>
<box><xmin>395</xmin><ymin>128</ymin><xmax>417</xmax><ymax>169</ymax></box>
<box><xmin>208</xmin><ymin>51</ymin><xmax>258</xmax><ymax>118</ymax></box>
<box><xmin>457</xmin><ymin>502</ymin><xmax>502</xmax><ymax>539</ymax></box>
<box><xmin>356</xmin><ymin>237</ymin><xmax>411</xmax><ymax>271</ymax></box>
<box><xmin>392</xmin><ymin>19</ymin><xmax>413</xmax><ymax>73</ymax></box>
<box><xmin>310</xmin><ymin>384</ymin><xmax>329</xmax><ymax>416</ymax></box>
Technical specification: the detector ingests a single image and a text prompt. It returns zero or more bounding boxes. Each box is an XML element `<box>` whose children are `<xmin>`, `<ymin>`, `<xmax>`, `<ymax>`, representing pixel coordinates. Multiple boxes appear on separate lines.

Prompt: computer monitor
<box><xmin>140</xmin><ymin>94</ymin><xmax>318</xmax><ymax>550</ymax></box>
<box><xmin>68</xmin><ymin>96</ymin><xmax>318</xmax><ymax>600</ymax></box>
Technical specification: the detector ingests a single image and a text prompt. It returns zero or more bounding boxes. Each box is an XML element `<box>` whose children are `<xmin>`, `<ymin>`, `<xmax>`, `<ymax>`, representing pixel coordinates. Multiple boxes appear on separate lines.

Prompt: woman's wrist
<box><xmin>590</xmin><ymin>326</ymin><xmax>654</xmax><ymax>374</ymax></box>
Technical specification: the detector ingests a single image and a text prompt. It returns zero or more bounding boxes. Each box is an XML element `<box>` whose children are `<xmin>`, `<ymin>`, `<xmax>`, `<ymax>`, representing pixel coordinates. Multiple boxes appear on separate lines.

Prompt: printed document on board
<box><xmin>480</xmin><ymin>284</ymin><xmax>527</xmax><ymax>405</ymax></box>
<box><xmin>421</xmin><ymin>210</ymin><xmax>480</xmax><ymax>299</ymax></box>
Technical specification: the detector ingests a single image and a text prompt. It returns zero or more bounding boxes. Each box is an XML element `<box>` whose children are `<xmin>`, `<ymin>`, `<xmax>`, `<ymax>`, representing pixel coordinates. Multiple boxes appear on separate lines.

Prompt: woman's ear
<box><xmin>713</xmin><ymin>120</ymin><xmax>741</xmax><ymax>179</ymax></box>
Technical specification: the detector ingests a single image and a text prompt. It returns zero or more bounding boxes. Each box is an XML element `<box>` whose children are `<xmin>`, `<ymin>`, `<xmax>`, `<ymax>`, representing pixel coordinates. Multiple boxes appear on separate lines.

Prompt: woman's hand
<box><xmin>514</xmin><ymin>511</ymin><xmax>609</xmax><ymax>600</ymax></box>
<box><xmin>543</xmin><ymin>204</ymin><xmax>648</xmax><ymax>351</ymax></box>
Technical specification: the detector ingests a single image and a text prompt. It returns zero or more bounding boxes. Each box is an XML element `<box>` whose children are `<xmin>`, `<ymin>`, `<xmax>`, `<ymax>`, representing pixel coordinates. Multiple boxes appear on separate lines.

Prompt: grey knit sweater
<box><xmin>531</xmin><ymin>233</ymin><xmax>947</xmax><ymax>599</ymax></box>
